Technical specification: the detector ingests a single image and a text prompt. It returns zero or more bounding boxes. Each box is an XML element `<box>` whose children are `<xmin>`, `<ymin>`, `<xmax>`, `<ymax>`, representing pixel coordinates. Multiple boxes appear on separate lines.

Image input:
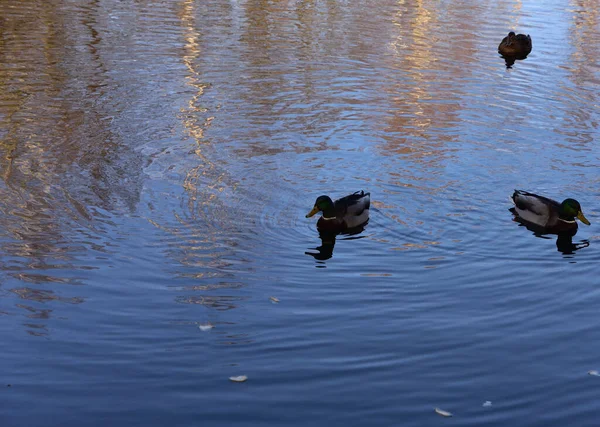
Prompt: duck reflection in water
<box><xmin>502</xmin><ymin>55</ymin><xmax>528</xmax><ymax>69</ymax></box>
<box><xmin>305</xmin><ymin>225</ymin><xmax>368</xmax><ymax>261</ymax></box>
<box><xmin>509</xmin><ymin>190</ymin><xmax>590</xmax><ymax>254</ymax></box>
<box><xmin>498</xmin><ymin>31</ymin><xmax>532</xmax><ymax>69</ymax></box>
<box><xmin>305</xmin><ymin>191</ymin><xmax>370</xmax><ymax>261</ymax></box>
<box><xmin>510</xmin><ymin>224</ymin><xmax>590</xmax><ymax>255</ymax></box>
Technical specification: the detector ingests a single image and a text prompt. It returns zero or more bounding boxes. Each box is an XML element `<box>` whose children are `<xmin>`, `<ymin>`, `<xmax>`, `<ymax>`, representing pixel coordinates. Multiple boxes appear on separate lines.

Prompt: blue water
<box><xmin>1</xmin><ymin>0</ymin><xmax>600</xmax><ymax>425</ymax></box>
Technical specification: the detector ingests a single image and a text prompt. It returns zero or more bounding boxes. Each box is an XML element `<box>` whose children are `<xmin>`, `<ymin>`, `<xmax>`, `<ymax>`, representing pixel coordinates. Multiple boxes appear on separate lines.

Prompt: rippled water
<box><xmin>1</xmin><ymin>0</ymin><xmax>600</xmax><ymax>425</ymax></box>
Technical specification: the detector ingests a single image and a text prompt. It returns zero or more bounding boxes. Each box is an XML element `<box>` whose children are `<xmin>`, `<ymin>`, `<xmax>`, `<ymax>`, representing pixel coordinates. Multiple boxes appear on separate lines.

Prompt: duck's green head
<box><xmin>560</xmin><ymin>198</ymin><xmax>590</xmax><ymax>225</ymax></box>
<box><xmin>306</xmin><ymin>196</ymin><xmax>334</xmax><ymax>218</ymax></box>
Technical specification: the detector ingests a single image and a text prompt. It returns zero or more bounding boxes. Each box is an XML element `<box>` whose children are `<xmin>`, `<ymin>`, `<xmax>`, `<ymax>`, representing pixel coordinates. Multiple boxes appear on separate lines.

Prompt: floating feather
<box><xmin>435</xmin><ymin>408</ymin><xmax>453</xmax><ymax>417</ymax></box>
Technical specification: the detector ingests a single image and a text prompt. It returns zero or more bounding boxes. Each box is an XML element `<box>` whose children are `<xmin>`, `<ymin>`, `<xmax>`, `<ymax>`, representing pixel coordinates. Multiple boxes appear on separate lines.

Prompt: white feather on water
<box><xmin>434</xmin><ymin>408</ymin><xmax>453</xmax><ymax>417</ymax></box>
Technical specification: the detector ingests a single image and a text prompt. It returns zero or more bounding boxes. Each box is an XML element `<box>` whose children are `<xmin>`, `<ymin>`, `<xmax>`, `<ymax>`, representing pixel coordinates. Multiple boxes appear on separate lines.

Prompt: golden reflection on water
<box><xmin>384</xmin><ymin>0</ymin><xmax>454</xmax><ymax>172</ymax></box>
<box><xmin>384</xmin><ymin>0</ymin><xmax>484</xmax><ymax>159</ymax></box>
<box><xmin>509</xmin><ymin>0</ymin><xmax>523</xmax><ymax>29</ymax></box>
<box><xmin>171</xmin><ymin>0</ymin><xmax>248</xmax><ymax>313</ymax></box>
<box><xmin>0</xmin><ymin>0</ymin><xmax>143</xmax><ymax>215</ymax></box>
<box><xmin>377</xmin><ymin>0</ymin><xmax>478</xmax><ymax>242</ymax></box>
<box><xmin>178</xmin><ymin>0</ymin><xmax>234</xmax><ymax>221</ymax></box>
<box><xmin>556</xmin><ymin>0</ymin><xmax>600</xmax><ymax>149</ymax></box>
<box><xmin>0</xmin><ymin>0</ymin><xmax>151</xmax><ymax>333</ymax></box>
<box><xmin>0</xmin><ymin>0</ymin><xmax>599</xmax><ymax>337</ymax></box>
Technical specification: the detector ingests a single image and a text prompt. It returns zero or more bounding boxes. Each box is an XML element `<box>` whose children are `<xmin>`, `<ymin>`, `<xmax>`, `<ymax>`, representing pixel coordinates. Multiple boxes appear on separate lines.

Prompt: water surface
<box><xmin>1</xmin><ymin>0</ymin><xmax>600</xmax><ymax>426</ymax></box>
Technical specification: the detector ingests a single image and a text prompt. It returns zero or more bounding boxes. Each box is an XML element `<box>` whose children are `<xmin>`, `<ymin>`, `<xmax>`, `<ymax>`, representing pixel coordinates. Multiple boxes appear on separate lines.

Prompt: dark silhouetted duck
<box><xmin>498</xmin><ymin>31</ymin><xmax>532</xmax><ymax>57</ymax></box>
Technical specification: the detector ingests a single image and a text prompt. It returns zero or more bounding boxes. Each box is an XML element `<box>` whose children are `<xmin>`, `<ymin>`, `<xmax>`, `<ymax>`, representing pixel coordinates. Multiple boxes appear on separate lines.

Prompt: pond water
<box><xmin>1</xmin><ymin>0</ymin><xmax>600</xmax><ymax>426</ymax></box>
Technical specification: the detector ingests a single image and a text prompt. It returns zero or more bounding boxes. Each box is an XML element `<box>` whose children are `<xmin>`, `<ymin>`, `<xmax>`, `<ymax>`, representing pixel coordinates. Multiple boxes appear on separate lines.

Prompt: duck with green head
<box><xmin>510</xmin><ymin>190</ymin><xmax>590</xmax><ymax>233</ymax></box>
<box><xmin>306</xmin><ymin>191</ymin><xmax>370</xmax><ymax>233</ymax></box>
<box><xmin>498</xmin><ymin>31</ymin><xmax>532</xmax><ymax>57</ymax></box>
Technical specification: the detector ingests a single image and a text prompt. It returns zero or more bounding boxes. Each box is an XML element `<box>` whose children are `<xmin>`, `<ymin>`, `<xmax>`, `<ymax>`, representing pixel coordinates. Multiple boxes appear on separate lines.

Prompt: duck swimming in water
<box><xmin>510</xmin><ymin>190</ymin><xmax>590</xmax><ymax>234</ymax></box>
<box><xmin>498</xmin><ymin>31</ymin><xmax>532</xmax><ymax>57</ymax></box>
<box><xmin>306</xmin><ymin>191</ymin><xmax>370</xmax><ymax>233</ymax></box>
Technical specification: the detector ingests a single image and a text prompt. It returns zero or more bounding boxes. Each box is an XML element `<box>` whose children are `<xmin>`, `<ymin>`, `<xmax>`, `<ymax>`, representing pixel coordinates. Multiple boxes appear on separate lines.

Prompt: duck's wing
<box><xmin>512</xmin><ymin>190</ymin><xmax>559</xmax><ymax>209</ymax></box>
<box><xmin>512</xmin><ymin>190</ymin><xmax>559</xmax><ymax>226</ymax></box>
<box><xmin>334</xmin><ymin>191</ymin><xmax>370</xmax><ymax>217</ymax></box>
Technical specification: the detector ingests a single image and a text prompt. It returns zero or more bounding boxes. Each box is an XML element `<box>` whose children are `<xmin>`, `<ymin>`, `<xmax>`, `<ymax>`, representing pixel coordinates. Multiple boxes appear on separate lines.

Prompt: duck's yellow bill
<box><xmin>578</xmin><ymin>211</ymin><xmax>591</xmax><ymax>225</ymax></box>
<box><xmin>306</xmin><ymin>206</ymin><xmax>319</xmax><ymax>218</ymax></box>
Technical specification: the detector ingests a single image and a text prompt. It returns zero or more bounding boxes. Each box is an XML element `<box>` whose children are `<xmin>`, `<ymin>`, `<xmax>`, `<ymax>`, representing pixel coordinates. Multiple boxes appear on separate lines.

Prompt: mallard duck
<box><xmin>510</xmin><ymin>190</ymin><xmax>590</xmax><ymax>233</ymax></box>
<box><xmin>306</xmin><ymin>191</ymin><xmax>370</xmax><ymax>232</ymax></box>
<box><xmin>498</xmin><ymin>31</ymin><xmax>532</xmax><ymax>57</ymax></box>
